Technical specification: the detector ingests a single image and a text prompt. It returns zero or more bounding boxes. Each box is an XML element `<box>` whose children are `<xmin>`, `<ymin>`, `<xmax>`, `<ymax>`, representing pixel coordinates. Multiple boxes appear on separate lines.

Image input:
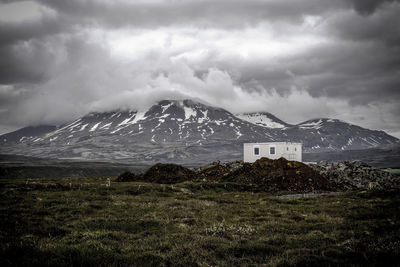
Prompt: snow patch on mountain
<box><xmin>131</xmin><ymin>111</ymin><xmax>148</xmax><ymax>124</ymax></box>
<box><xmin>100</xmin><ymin>122</ymin><xmax>112</xmax><ymax>130</ymax></box>
<box><xmin>198</xmin><ymin>110</ymin><xmax>208</xmax><ymax>123</ymax></box>
<box><xmin>89</xmin><ymin>122</ymin><xmax>101</xmax><ymax>132</ymax></box>
<box><xmin>117</xmin><ymin>113</ymin><xmax>136</xmax><ymax>126</ymax></box>
<box><xmin>236</xmin><ymin>113</ymin><xmax>286</xmax><ymax>129</ymax></box>
<box><xmin>80</xmin><ymin>124</ymin><xmax>89</xmax><ymax>131</ymax></box>
<box><xmin>161</xmin><ymin>102</ymin><xmax>173</xmax><ymax>113</ymax></box>
<box><xmin>298</xmin><ymin>119</ymin><xmax>324</xmax><ymax>130</ymax></box>
<box><xmin>184</xmin><ymin>106</ymin><xmax>197</xmax><ymax>120</ymax></box>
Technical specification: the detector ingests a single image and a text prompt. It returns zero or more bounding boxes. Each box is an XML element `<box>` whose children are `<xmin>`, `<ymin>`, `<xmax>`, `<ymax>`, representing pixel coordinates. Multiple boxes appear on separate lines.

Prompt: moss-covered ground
<box><xmin>1</xmin><ymin>178</ymin><xmax>399</xmax><ymax>266</ymax></box>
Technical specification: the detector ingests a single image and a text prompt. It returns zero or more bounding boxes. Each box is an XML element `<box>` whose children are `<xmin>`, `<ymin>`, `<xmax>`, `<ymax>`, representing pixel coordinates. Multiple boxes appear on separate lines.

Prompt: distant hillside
<box><xmin>1</xmin><ymin>99</ymin><xmax>398</xmax><ymax>164</ymax></box>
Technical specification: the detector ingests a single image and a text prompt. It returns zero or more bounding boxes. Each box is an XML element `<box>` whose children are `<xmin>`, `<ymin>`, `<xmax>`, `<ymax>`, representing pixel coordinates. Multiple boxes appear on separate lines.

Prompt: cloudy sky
<box><xmin>0</xmin><ymin>0</ymin><xmax>399</xmax><ymax>137</ymax></box>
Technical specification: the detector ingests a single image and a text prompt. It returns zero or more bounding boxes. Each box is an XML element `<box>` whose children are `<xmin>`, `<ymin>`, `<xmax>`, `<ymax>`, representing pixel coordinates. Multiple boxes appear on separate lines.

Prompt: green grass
<box><xmin>1</xmin><ymin>177</ymin><xmax>399</xmax><ymax>266</ymax></box>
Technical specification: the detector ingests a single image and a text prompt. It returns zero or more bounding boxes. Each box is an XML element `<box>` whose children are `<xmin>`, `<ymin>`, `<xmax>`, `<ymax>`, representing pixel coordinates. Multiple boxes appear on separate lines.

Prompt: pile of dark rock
<box><xmin>116</xmin><ymin>158</ymin><xmax>398</xmax><ymax>192</ymax></box>
<box><xmin>143</xmin><ymin>163</ymin><xmax>195</xmax><ymax>184</ymax></box>
<box><xmin>192</xmin><ymin>160</ymin><xmax>244</xmax><ymax>181</ymax></box>
<box><xmin>115</xmin><ymin>171</ymin><xmax>143</xmax><ymax>182</ymax></box>
<box><xmin>116</xmin><ymin>163</ymin><xmax>195</xmax><ymax>184</ymax></box>
<box><xmin>191</xmin><ymin>158</ymin><xmax>334</xmax><ymax>192</ymax></box>
<box><xmin>116</xmin><ymin>158</ymin><xmax>334</xmax><ymax>193</ymax></box>
<box><xmin>225</xmin><ymin>158</ymin><xmax>334</xmax><ymax>192</ymax></box>
<box><xmin>309</xmin><ymin>161</ymin><xmax>399</xmax><ymax>190</ymax></box>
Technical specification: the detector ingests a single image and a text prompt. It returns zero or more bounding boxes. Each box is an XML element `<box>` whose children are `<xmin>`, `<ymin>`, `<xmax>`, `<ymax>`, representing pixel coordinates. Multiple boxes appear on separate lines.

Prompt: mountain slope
<box><xmin>1</xmin><ymin>100</ymin><xmax>398</xmax><ymax>164</ymax></box>
<box><xmin>290</xmin><ymin>118</ymin><xmax>398</xmax><ymax>151</ymax></box>
<box><xmin>0</xmin><ymin>100</ymin><xmax>280</xmax><ymax>163</ymax></box>
<box><xmin>1</xmin><ymin>125</ymin><xmax>58</xmax><ymax>144</ymax></box>
<box><xmin>39</xmin><ymin>99</ymin><xmax>279</xmax><ymax>144</ymax></box>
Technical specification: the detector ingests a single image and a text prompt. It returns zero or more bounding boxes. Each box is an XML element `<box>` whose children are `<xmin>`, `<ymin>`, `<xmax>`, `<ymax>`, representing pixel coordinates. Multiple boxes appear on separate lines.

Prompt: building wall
<box><xmin>243</xmin><ymin>142</ymin><xmax>302</xmax><ymax>163</ymax></box>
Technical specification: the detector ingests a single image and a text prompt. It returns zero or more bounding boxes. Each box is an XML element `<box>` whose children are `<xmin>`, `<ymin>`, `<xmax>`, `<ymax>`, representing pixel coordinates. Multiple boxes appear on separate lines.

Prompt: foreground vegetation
<box><xmin>0</xmin><ymin>177</ymin><xmax>399</xmax><ymax>266</ymax></box>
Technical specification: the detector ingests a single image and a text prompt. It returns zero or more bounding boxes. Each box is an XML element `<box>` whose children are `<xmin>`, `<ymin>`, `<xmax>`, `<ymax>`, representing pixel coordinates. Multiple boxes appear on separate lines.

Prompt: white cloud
<box><xmin>6</xmin><ymin>48</ymin><xmax>398</xmax><ymax>137</ymax></box>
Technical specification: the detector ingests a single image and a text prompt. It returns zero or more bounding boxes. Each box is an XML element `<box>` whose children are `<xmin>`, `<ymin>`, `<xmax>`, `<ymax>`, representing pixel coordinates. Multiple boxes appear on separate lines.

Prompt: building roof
<box><xmin>244</xmin><ymin>142</ymin><xmax>302</xmax><ymax>145</ymax></box>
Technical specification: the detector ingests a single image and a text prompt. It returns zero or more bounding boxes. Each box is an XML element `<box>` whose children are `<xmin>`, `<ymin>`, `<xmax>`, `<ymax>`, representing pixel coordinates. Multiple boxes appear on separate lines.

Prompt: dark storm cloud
<box><xmin>0</xmin><ymin>37</ymin><xmax>61</xmax><ymax>84</ymax></box>
<box><xmin>0</xmin><ymin>0</ymin><xmax>399</xmax><ymax>136</ymax></box>
<box><xmin>0</xmin><ymin>46</ymin><xmax>44</xmax><ymax>84</ymax></box>
<box><xmin>292</xmin><ymin>41</ymin><xmax>400</xmax><ymax>99</ymax></box>
<box><xmin>42</xmin><ymin>0</ymin><xmax>302</xmax><ymax>25</ymax></box>
<box><xmin>34</xmin><ymin>0</ymin><xmax>400</xmax><ymax>29</ymax></box>
<box><xmin>327</xmin><ymin>5</ymin><xmax>400</xmax><ymax>46</ymax></box>
<box><xmin>220</xmin><ymin>36</ymin><xmax>400</xmax><ymax>103</ymax></box>
<box><xmin>36</xmin><ymin>0</ymin><xmax>354</xmax><ymax>29</ymax></box>
<box><xmin>0</xmin><ymin>6</ymin><xmax>69</xmax><ymax>84</ymax></box>
<box><xmin>0</xmin><ymin>0</ymin><xmax>25</xmax><ymax>3</ymax></box>
<box><xmin>350</xmin><ymin>0</ymin><xmax>400</xmax><ymax>15</ymax></box>
<box><xmin>0</xmin><ymin>16</ymin><xmax>65</xmax><ymax>46</ymax></box>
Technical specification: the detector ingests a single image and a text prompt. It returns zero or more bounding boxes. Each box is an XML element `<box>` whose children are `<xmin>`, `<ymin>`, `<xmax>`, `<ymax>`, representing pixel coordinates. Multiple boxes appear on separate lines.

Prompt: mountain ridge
<box><xmin>1</xmin><ymin>99</ymin><xmax>398</xmax><ymax>164</ymax></box>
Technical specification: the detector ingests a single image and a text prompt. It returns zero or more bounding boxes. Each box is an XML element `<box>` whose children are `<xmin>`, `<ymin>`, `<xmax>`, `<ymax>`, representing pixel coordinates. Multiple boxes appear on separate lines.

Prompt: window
<box><xmin>295</xmin><ymin>148</ymin><xmax>297</xmax><ymax>151</ymax></box>
<box><xmin>270</xmin><ymin>146</ymin><xmax>276</xmax><ymax>155</ymax></box>
<box><xmin>286</xmin><ymin>147</ymin><xmax>289</xmax><ymax>151</ymax></box>
<box><xmin>254</xmin><ymin>146</ymin><xmax>260</xmax><ymax>155</ymax></box>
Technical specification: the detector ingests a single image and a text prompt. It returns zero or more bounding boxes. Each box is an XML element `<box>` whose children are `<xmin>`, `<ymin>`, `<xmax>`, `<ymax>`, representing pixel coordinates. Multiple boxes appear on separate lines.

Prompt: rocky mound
<box><xmin>143</xmin><ymin>163</ymin><xmax>195</xmax><ymax>184</ymax></box>
<box><xmin>226</xmin><ymin>157</ymin><xmax>334</xmax><ymax>192</ymax></box>
<box><xmin>116</xmin><ymin>158</ymin><xmax>334</xmax><ymax>192</ymax></box>
<box><xmin>310</xmin><ymin>161</ymin><xmax>399</xmax><ymax>190</ymax></box>
<box><xmin>194</xmin><ymin>160</ymin><xmax>233</xmax><ymax>181</ymax></box>
<box><xmin>115</xmin><ymin>171</ymin><xmax>143</xmax><ymax>182</ymax></box>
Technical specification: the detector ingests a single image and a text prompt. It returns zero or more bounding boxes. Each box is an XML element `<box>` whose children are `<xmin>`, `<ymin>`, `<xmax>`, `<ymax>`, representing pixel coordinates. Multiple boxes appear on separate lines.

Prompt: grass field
<box><xmin>1</xmin><ymin>177</ymin><xmax>399</xmax><ymax>266</ymax></box>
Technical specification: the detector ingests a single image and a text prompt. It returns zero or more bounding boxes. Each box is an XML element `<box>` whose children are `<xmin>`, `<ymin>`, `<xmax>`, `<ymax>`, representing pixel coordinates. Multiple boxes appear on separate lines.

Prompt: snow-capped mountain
<box><xmin>0</xmin><ymin>100</ymin><xmax>280</xmax><ymax>163</ymax></box>
<box><xmin>235</xmin><ymin>112</ymin><xmax>291</xmax><ymax>129</ymax></box>
<box><xmin>37</xmin><ymin>99</ymin><xmax>279</xmax><ymax>144</ymax></box>
<box><xmin>288</xmin><ymin>118</ymin><xmax>398</xmax><ymax>151</ymax></box>
<box><xmin>1</xmin><ymin>99</ymin><xmax>398</xmax><ymax>164</ymax></box>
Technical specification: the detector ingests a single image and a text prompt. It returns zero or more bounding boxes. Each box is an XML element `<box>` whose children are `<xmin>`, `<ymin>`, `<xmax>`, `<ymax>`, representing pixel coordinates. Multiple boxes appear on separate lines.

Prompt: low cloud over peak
<box><xmin>0</xmin><ymin>0</ymin><xmax>399</xmax><ymax>137</ymax></box>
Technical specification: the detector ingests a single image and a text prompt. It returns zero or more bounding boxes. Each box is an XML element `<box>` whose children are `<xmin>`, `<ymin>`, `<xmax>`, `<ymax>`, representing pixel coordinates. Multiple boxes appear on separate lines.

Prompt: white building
<box><xmin>243</xmin><ymin>142</ymin><xmax>302</xmax><ymax>163</ymax></box>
